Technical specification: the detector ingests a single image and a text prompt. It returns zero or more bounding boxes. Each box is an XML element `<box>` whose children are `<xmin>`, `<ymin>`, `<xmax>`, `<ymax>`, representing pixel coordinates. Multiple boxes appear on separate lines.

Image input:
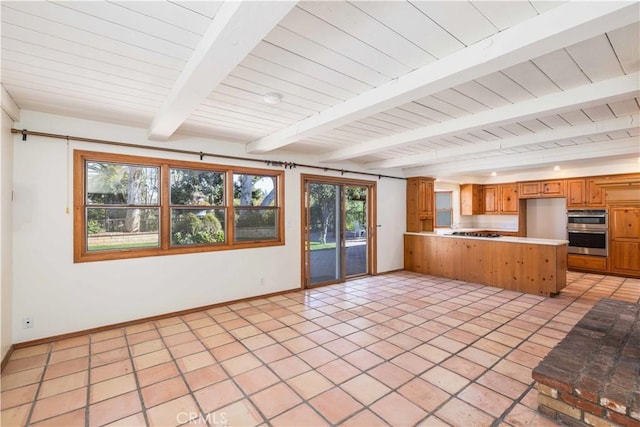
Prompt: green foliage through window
<box><xmin>77</xmin><ymin>151</ymin><xmax>283</xmax><ymax>261</ymax></box>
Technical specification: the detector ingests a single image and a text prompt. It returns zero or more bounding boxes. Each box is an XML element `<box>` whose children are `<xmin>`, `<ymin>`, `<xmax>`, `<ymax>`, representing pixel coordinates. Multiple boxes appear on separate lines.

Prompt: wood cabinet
<box><xmin>609</xmin><ymin>207</ymin><xmax>640</xmax><ymax>276</ymax></box>
<box><xmin>483</xmin><ymin>184</ymin><xmax>518</xmax><ymax>215</ymax></box>
<box><xmin>404</xmin><ymin>234</ymin><xmax>567</xmax><ymax>296</ymax></box>
<box><xmin>567</xmin><ymin>179</ymin><xmax>586</xmax><ymax>207</ymax></box>
<box><xmin>568</xmin><ymin>254</ymin><xmax>608</xmax><ymax>273</ymax></box>
<box><xmin>406</xmin><ymin>177</ymin><xmax>435</xmax><ymax>232</ymax></box>
<box><xmin>587</xmin><ymin>179</ymin><xmax>605</xmax><ymax>206</ymax></box>
<box><xmin>518</xmin><ymin>180</ymin><xmax>565</xmax><ymax>199</ymax></box>
<box><xmin>460</xmin><ymin>184</ymin><xmax>484</xmax><ymax>215</ymax></box>
<box><xmin>567</xmin><ymin>178</ymin><xmax>605</xmax><ymax>207</ymax></box>
<box><xmin>484</xmin><ymin>185</ymin><xmax>498</xmax><ymax>214</ymax></box>
<box><xmin>500</xmin><ymin>184</ymin><xmax>519</xmax><ymax>214</ymax></box>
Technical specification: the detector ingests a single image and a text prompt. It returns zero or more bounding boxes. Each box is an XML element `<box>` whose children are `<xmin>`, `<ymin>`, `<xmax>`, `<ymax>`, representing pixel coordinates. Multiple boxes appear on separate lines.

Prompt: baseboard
<box><xmin>1</xmin><ymin>344</ymin><xmax>15</xmax><ymax>372</ymax></box>
<box><xmin>14</xmin><ymin>287</ymin><xmax>301</xmax><ymax>350</ymax></box>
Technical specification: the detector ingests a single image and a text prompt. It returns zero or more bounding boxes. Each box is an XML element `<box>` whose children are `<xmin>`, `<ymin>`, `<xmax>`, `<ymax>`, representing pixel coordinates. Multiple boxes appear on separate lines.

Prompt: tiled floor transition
<box><xmin>2</xmin><ymin>271</ymin><xmax>639</xmax><ymax>427</ymax></box>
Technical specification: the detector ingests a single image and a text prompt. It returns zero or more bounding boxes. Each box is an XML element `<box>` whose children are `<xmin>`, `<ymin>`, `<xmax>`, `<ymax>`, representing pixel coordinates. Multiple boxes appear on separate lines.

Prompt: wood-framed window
<box><xmin>435</xmin><ymin>191</ymin><xmax>453</xmax><ymax>227</ymax></box>
<box><xmin>74</xmin><ymin>150</ymin><xmax>284</xmax><ymax>263</ymax></box>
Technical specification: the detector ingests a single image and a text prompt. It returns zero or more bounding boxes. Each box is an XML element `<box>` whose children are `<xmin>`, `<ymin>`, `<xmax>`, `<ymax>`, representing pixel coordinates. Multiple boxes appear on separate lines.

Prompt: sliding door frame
<box><xmin>300</xmin><ymin>174</ymin><xmax>377</xmax><ymax>288</ymax></box>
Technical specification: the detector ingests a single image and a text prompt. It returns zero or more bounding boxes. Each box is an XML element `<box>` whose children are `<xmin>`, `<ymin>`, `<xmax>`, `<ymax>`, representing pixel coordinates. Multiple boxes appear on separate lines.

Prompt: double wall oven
<box><xmin>567</xmin><ymin>209</ymin><xmax>608</xmax><ymax>256</ymax></box>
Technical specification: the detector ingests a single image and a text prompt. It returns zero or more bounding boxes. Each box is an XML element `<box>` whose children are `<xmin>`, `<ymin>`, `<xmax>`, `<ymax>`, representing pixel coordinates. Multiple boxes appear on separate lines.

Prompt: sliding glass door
<box><xmin>303</xmin><ymin>176</ymin><xmax>375</xmax><ymax>287</ymax></box>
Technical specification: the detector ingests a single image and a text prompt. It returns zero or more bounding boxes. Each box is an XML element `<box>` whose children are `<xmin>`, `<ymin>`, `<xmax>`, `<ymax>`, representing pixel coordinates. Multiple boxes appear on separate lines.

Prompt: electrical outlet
<box><xmin>22</xmin><ymin>317</ymin><xmax>34</xmax><ymax>329</ymax></box>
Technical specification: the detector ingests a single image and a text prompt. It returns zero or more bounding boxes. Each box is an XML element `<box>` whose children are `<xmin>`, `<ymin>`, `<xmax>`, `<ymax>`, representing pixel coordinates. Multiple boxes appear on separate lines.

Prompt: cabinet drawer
<box><xmin>568</xmin><ymin>254</ymin><xmax>607</xmax><ymax>272</ymax></box>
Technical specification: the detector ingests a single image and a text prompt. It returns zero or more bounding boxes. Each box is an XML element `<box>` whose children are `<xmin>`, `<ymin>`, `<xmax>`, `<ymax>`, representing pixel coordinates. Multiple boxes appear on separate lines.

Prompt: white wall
<box><xmin>526</xmin><ymin>198</ymin><xmax>567</xmax><ymax>240</ymax></box>
<box><xmin>1</xmin><ymin>110</ymin><xmax>14</xmax><ymax>359</ymax></box>
<box><xmin>12</xmin><ymin>111</ymin><xmax>406</xmax><ymax>342</ymax></box>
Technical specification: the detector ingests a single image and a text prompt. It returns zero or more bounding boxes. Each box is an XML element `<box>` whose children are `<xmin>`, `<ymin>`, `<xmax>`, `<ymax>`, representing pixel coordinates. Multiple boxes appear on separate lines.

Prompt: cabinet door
<box><xmin>611</xmin><ymin>208</ymin><xmax>640</xmax><ymax>239</ymax></box>
<box><xmin>460</xmin><ymin>184</ymin><xmax>483</xmax><ymax>215</ymax></box>
<box><xmin>500</xmin><ymin>184</ymin><xmax>519</xmax><ymax>214</ymax></box>
<box><xmin>419</xmin><ymin>179</ymin><xmax>434</xmax><ymax>219</ymax></box>
<box><xmin>519</xmin><ymin>182</ymin><xmax>540</xmax><ymax>198</ymax></box>
<box><xmin>542</xmin><ymin>180</ymin><xmax>565</xmax><ymax>196</ymax></box>
<box><xmin>586</xmin><ymin>180</ymin><xmax>604</xmax><ymax>206</ymax></box>
<box><xmin>566</xmin><ymin>179</ymin><xmax>586</xmax><ymax>207</ymax></box>
<box><xmin>406</xmin><ymin>178</ymin><xmax>421</xmax><ymax>232</ymax></box>
<box><xmin>610</xmin><ymin>241</ymin><xmax>640</xmax><ymax>272</ymax></box>
<box><xmin>484</xmin><ymin>186</ymin><xmax>498</xmax><ymax>214</ymax></box>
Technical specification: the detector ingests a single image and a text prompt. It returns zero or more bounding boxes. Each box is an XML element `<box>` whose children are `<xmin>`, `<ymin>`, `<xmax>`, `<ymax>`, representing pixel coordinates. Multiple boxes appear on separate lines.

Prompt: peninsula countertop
<box><xmin>405</xmin><ymin>231</ymin><xmax>568</xmax><ymax>246</ymax></box>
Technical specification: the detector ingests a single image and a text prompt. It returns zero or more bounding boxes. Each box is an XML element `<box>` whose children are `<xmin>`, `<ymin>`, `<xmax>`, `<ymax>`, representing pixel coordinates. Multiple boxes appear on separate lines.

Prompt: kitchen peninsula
<box><xmin>404</xmin><ymin>233</ymin><xmax>568</xmax><ymax>297</ymax></box>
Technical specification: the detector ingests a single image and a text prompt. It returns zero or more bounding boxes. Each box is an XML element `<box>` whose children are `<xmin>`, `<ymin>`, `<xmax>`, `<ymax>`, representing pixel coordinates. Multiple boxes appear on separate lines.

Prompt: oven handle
<box><xmin>567</xmin><ymin>230</ymin><xmax>607</xmax><ymax>235</ymax></box>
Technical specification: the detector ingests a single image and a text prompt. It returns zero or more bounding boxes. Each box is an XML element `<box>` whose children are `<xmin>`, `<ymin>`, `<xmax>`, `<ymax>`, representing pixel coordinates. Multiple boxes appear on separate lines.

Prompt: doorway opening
<box><xmin>301</xmin><ymin>175</ymin><xmax>377</xmax><ymax>288</ymax></box>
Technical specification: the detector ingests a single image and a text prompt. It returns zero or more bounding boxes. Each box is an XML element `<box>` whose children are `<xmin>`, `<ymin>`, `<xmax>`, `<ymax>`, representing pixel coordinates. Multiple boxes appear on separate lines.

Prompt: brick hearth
<box><xmin>532</xmin><ymin>298</ymin><xmax>640</xmax><ymax>427</ymax></box>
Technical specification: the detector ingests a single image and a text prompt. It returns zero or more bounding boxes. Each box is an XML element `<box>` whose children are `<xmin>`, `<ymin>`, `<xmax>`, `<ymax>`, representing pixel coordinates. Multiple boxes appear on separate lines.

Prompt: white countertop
<box><xmin>406</xmin><ymin>232</ymin><xmax>568</xmax><ymax>246</ymax></box>
<box><xmin>435</xmin><ymin>228</ymin><xmax>517</xmax><ymax>234</ymax></box>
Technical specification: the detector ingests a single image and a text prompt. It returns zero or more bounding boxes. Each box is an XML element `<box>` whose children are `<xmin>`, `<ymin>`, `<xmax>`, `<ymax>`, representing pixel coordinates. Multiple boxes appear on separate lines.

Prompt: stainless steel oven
<box><xmin>567</xmin><ymin>209</ymin><xmax>607</xmax><ymax>256</ymax></box>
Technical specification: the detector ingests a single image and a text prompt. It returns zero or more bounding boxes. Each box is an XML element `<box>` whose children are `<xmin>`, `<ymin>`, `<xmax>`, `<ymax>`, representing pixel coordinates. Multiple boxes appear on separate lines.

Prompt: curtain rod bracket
<box><xmin>199</xmin><ymin>152</ymin><xmax>204</xmax><ymax>161</ymax></box>
<box><xmin>21</xmin><ymin>129</ymin><xmax>27</xmax><ymax>141</ymax></box>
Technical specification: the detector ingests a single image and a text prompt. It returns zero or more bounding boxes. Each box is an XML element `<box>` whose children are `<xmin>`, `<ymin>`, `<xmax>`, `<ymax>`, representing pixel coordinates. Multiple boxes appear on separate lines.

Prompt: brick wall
<box><xmin>532</xmin><ymin>299</ymin><xmax>640</xmax><ymax>427</ymax></box>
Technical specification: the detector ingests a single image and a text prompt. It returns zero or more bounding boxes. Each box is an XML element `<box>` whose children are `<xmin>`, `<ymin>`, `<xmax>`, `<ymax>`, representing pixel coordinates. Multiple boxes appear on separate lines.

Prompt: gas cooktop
<box><xmin>450</xmin><ymin>231</ymin><xmax>501</xmax><ymax>238</ymax></box>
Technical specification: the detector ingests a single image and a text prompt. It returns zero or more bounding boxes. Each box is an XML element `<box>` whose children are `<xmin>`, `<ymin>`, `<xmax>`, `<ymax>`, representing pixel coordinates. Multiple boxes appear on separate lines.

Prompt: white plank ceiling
<box><xmin>1</xmin><ymin>0</ymin><xmax>639</xmax><ymax>179</ymax></box>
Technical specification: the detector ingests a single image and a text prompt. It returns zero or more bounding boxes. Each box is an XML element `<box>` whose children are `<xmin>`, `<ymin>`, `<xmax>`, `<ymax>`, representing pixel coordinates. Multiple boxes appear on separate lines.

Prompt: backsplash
<box><xmin>460</xmin><ymin>215</ymin><xmax>519</xmax><ymax>231</ymax></box>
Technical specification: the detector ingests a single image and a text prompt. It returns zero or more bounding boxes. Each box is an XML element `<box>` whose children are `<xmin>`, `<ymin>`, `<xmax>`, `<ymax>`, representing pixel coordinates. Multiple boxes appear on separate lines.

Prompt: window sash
<box><xmin>435</xmin><ymin>191</ymin><xmax>453</xmax><ymax>228</ymax></box>
<box><xmin>74</xmin><ymin>150</ymin><xmax>284</xmax><ymax>263</ymax></box>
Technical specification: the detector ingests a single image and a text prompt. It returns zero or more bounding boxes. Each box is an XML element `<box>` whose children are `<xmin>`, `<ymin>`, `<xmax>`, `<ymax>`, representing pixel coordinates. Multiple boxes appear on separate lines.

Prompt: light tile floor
<box><xmin>2</xmin><ymin>271</ymin><xmax>639</xmax><ymax>427</ymax></box>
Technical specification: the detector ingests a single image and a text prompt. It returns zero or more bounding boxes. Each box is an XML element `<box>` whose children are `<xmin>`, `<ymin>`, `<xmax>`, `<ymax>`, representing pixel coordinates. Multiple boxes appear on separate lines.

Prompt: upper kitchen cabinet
<box><xmin>500</xmin><ymin>184</ymin><xmax>519</xmax><ymax>214</ymax></box>
<box><xmin>407</xmin><ymin>177</ymin><xmax>435</xmax><ymax>232</ymax></box>
<box><xmin>518</xmin><ymin>180</ymin><xmax>565</xmax><ymax>199</ymax></box>
<box><xmin>484</xmin><ymin>184</ymin><xmax>518</xmax><ymax>215</ymax></box>
<box><xmin>460</xmin><ymin>184</ymin><xmax>484</xmax><ymax>215</ymax></box>
<box><xmin>596</xmin><ymin>176</ymin><xmax>640</xmax><ymax>206</ymax></box>
<box><xmin>484</xmin><ymin>185</ymin><xmax>498</xmax><ymax>214</ymax></box>
<box><xmin>567</xmin><ymin>178</ymin><xmax>605</xmax><ymax>207</ymax></box>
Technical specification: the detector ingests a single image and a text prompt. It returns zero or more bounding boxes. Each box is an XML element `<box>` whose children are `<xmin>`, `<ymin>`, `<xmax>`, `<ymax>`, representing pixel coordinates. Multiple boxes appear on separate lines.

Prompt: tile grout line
<box><xmin>153</xmin><ymin>318</ymin><xmax>219</xmax><ymax>427</ymax></box>
<box><xmin>4</xmin><ymin>271</ymin><xmax>635</xmax><ymax>426</ymax></box>
<box><xmin>219</xmin><ymin>296</ymin><xmax>339</xmax><ymax>426</ymax></box>
<box><xmin>122</xmin><ymin>326</ymin><xmax>151</xmax><ymax>427</ymax></box>
<box><xmin>85</xmin><ymin>337</ymin><xmax>92</xmax><ymax>427</ymax></box>
<box><xmin>21</xmin><ymin>343</ymin><xmax>52</xmax><ymax>426</ymax></box>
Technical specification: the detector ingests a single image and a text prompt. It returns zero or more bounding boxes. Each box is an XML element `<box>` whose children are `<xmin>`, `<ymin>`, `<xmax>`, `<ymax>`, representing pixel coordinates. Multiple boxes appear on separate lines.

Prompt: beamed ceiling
<box><xmin>1</xmin><ymin>1</ymin><xmax>639</xmax><ymax>180</ymax></box>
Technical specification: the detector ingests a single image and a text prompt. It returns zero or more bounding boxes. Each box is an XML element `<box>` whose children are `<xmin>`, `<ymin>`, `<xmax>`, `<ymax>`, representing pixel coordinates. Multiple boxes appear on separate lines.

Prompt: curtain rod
<box><xmin>11</xmin><ymin>128</ymin><xmax>406</xmax><ymax>181</ymax></box>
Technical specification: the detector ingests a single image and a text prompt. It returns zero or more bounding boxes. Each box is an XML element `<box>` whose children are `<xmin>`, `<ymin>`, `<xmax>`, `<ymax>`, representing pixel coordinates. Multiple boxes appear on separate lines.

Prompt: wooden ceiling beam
<box><xmin>246</xmin><ymin>1</ymin><xmax>639</xmax><ymax>154</ymax></box>
<box><xmin>148</xmin><ymin>1</ymin><xmax>296</xmax><ymax>141</ymax></box>
<box><xmin>1</xmin><ymin>85</ymin><xmax>20</xmax><ymax>121</ymax></box>
<box><xmin>405</xmin><ymin>137</ymin><xmax>640</xmax><ymax>177</ymax></box>
<box><xmin>364</xmin><ymin>113</ymin><xmax>640</xmax><ymax>170</ymax></box>
<box><xmin>324</xmin><ymin>73</ymin><xmax>639</xmax><ymax>163</ymax></box>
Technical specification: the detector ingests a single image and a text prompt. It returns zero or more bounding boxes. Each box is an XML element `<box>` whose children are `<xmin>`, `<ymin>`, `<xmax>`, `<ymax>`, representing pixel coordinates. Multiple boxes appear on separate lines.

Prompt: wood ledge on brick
<box><xmin>532</xmin><ymin>298</ymin><xmax>640</xmax><ymax>427</ymax></box>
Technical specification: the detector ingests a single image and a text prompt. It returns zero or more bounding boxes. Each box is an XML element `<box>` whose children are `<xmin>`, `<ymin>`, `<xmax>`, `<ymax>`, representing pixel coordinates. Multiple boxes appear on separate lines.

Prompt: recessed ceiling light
<box><xmin>554</xmin><ymin>165</ymin><xmax>561</xmax><ymax>171</ymax></box>
<box><xmin>491</xmin><ymin>171</ymin><xmax>497</xmax><ymax>177</ymax></box>
<box><xmin>263</xmin><ymin>93</ymin><xmax>282</xmax><ymax>105</ymax></box>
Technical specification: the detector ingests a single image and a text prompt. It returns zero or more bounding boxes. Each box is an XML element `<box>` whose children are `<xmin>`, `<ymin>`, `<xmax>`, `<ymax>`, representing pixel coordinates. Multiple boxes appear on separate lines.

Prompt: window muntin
<box><xmin>75</xmin><ymin>151</ymin><xmax>284</xmax><ymax>262</ymax></box>
<box><xmin>435</xmin><ymin>191</ymin><xmax>453</xmax><ymax>227</ymax></box>
<box><xmin>85</xmin><ymin>162</ymin><xmax>160</xmax><ymax>251</ymax></box>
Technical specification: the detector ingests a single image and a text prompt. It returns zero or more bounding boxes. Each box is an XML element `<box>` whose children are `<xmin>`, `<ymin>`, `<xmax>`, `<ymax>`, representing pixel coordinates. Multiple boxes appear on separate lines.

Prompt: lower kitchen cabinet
<box><xmin>609</xmin><ymin>207</ymin><xmax>640</xmax><ymax>276</ymax></box>
<box><xmin>610</xmin><ymin>241</ymin><xmax>640</xmax><ymax>273</ymax></box>
<box><xmin>567</xmin><ymin>254</ymin><xmax>608</xmax><ymax>273</ymax></box>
